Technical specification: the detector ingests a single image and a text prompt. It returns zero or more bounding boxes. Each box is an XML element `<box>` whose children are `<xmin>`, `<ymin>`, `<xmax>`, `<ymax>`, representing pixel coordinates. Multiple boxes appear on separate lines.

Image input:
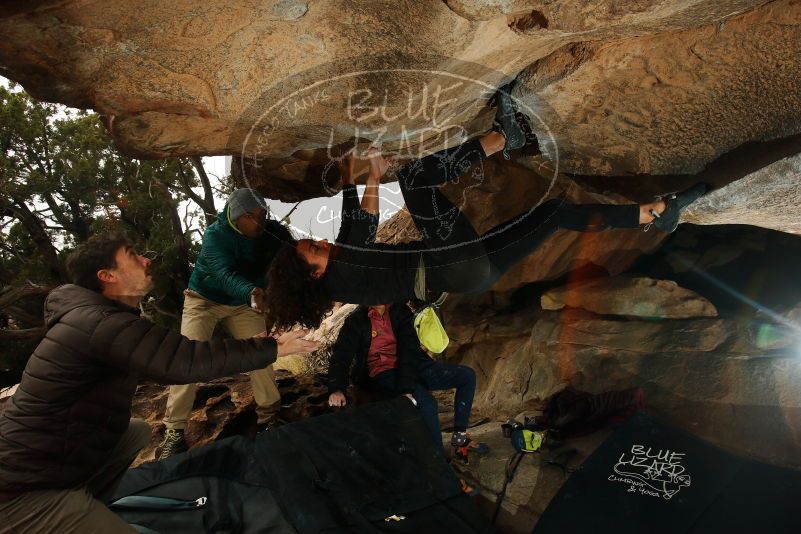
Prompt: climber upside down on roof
<box><xmin>262</xmin><ymin>87</ymin><xmax>706</xmax><ymax>331</ymax></box>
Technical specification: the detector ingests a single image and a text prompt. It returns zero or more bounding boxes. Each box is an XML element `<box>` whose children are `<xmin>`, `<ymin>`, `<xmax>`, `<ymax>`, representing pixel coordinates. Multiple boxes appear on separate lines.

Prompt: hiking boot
<box><xmin>250</xmin><ymin>416</ymin><xmax>288</xmax><ymax>438</ymax></box>
<box><xmin>451</xmin><ymin>432</ymin><xmax>490</xmax><ymax>464</ymax></box>
<box><xmin>255</xmin><ymin>420</ymin><xmax>278</xmax><ymax>434</ymax></box>
<box><xmin>494</xmin><ymin>82</ymin><xmax>527</xmax><ymax>157</ymax></box>
<box><xmin>451</xmin><ymin>431</ymin><xmax>489</xmax><ymax>451</ymax></box>
<box><xmin>157</xmin><ymin>429</ymin><xmax>187</xmax><ymax>460</ymax></box>
<box><xmin>648</xmin><ymin>183</ymin><xmax>707</xmax><ymax>233</ymax></box>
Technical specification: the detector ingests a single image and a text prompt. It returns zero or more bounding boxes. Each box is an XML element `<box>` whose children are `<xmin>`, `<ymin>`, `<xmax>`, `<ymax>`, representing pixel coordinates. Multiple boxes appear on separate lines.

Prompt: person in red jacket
<box><xmin>0</xmin><ymin>234</ymin><xmax>318</xmax><ymax>533</ymax></box>
<box><xmin>327</xmin><ymin>302</ymin><xmax>487</xmax><ymax>460</ymax></box>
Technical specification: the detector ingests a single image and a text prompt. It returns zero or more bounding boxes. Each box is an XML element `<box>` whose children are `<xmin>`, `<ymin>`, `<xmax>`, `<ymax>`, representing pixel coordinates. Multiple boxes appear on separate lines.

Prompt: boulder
<box><xmin>128</xmin><ymin>371</ymin><xmax>330</xmax><ymax>467</ymax></box>
<box><xmin>681</xmin><ymin>152</ymin><xmax>801</xmax><ymax>235</ymax></box>
<box><xmin>540</xmin><ymin>276</ymin><xmax>719</xmax><ymax>318</ymax></box>
<box><xmin>448</xmin><ymin>300</ymin><xmax>801</xmax><ymax>469</ymax></box>
<box><xmin>514</xmin><ymin>0</ymin><xmax>801</xmax><ymax>176</ymax></box>
<box><xmin>2</xmin><ymin>0</ymin><xmax>795</xmax><ymax>201</ymax></box>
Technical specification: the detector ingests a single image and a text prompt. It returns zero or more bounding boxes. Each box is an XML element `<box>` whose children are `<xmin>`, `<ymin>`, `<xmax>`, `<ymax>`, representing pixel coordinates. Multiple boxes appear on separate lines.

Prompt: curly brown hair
<box><xmin>264</xmin><ymin>240</ymin><xmax>334</xmax><ymax>330</ymax></box>
<box><xmin>66</xmin><ymin>234</ymin><xmax>131</xmax><ymax>293</ymax></box>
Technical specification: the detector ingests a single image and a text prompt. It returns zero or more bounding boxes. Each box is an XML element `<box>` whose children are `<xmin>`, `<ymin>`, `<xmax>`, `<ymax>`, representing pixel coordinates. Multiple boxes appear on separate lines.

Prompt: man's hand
<box><xmin>275</xmin><ymin>329</ymin><xmax>319</xmax><ymax>357</ymax></box>
<box><xmin>250</xmin><ymin>287</ymin><xmax>266</xmax><ymax>313</ymax></box>
<box><xmin>328</xmin><ymin>391</ymin><xmax>347</xmax><ymax>407</ymax></box>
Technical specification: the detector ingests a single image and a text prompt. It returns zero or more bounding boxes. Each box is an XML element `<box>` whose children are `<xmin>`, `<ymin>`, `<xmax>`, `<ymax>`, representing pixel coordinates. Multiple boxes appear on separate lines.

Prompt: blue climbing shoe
<box><xmin>452</xmin><ymin>431</ymin><xmax>490</xmax><ymax>464</ymax></box>
<box><xmin>649</xmin><ymin>183</ymin><xmax>707</xmax><ymax>233</ymax></box>
<box><xmin>495</xmin><ymin>82</ymin><xmax>526</xmax><ymax>157</ymax></box>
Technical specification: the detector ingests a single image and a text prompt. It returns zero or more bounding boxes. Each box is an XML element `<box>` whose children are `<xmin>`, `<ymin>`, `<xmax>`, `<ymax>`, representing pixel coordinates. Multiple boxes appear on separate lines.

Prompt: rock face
<box><xmin>541</xmin><ymin>276</ymin><xmax>719</xmax><ymax>318</ymax></box>
<box><xmin>128</xmin><ymin>371</ymin><xmax>330</xmax><ymax>467</ymax></box>
<box><xmin>3</xmin><ymin>3</ymin><xmax>801</xmax><ymax>531</ymax></box>
<box><xmin>3</xmin><ymin>1</ymin><xmax>799</xmax><ymax>195</ymax></box>
<box><xmin>515</xmin><ymin>0</ymin><xmax>801</xmax><ymax>176</ymax></box>
<box><xmin>681</xmin><ymin>152</ymin><xmax>801</xmax><ymax>234</ymax></box>
<box><xmin>445</xmin><ymin>299</ymin><xmax>801</xmax><ymax>458</ymax></box>
<box><xmin>441</xmin><ymin>300</ymin><xmax>800</xmax><ymax>531</ymax></box>
<box><xmin>3</xmin><ymin>0</ymin><xmax>800</xmax><ymax>237</ymax></box>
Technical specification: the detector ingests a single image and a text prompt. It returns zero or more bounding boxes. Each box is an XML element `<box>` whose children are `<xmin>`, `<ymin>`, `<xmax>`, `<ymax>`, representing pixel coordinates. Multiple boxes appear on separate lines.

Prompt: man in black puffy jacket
<box><xmin>0</xmin><ymin>234</ymin><xmax>317</xmax><ymax>533</ymax></box>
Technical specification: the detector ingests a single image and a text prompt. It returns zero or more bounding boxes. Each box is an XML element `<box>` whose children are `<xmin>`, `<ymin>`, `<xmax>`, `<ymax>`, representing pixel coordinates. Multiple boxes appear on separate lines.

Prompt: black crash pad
<box><xmin>112</xmin><ymin>397</ymin><xmax>490</xmax><ymax>533</ymax></box>
<box><xmin>534</xmin><ymin>412</ymin><xmax>801</xmax><ymax>534</ymax></box>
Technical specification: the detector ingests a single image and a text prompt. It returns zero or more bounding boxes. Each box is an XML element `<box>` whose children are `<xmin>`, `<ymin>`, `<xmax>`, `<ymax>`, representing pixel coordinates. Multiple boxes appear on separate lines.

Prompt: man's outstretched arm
<box><xmin>90</xmin><ymin>311</ymin><xmax>317</xmax><ymax>384</ymax></box>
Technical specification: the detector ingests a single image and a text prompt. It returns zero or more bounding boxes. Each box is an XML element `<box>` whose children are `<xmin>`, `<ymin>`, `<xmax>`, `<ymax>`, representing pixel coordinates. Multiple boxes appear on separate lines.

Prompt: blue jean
<box><xmin>370</xmin><ymin>362</ymin><xmax>476</xmax><ymax>455</ymax></box>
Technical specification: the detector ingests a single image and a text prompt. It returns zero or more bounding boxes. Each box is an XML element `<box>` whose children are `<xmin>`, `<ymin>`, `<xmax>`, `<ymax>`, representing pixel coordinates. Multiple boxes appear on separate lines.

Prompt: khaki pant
<box><xmin>163</xmin><ymin>290</ymin><xmax>280</xmax><ymax>430</ymax></box>
<box><xmin>0</xmin><ymin>419</ymin><xmax>152</xmax><ymax>534</ymax></box>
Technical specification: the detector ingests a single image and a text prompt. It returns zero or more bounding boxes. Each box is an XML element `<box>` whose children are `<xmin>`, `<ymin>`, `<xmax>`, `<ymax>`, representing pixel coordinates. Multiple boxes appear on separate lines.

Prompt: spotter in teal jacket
<box><xmin>188</xmin><ymin>205</ymin><xmax>292</xmax><ymax>306</ymax></box>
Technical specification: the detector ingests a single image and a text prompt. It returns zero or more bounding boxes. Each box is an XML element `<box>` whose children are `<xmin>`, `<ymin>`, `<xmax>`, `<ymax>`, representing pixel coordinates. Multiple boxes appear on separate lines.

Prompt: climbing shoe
<box><xmin>459</xmin><ymin>478</ymin><xmax>479</xmax><ymax>497</ymax></box>
<box><xmin>494</xmin><ymin>81</ymin><xmax>527</xmax><ymax>157</ymax></box>
<box><xmin>157</xmin><ymin>429</ymin><xmax>187</xmax><ymax>460</ymax></box>
<box><xmin>452</xmin><ymin>431</ymin><xmax>490</xmax><ymax>464</ymax></box>
<box><xmin>648</xmin><ymin>183</ymin><xmax>707</xmax><ymax>233</ymax></box>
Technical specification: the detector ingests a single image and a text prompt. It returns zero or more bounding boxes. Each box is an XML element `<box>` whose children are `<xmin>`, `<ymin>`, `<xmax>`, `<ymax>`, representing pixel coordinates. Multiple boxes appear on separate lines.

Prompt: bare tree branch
<box><xmin>190</xmin><ymin>156</ymin><xmax>217</xmax><ymax>215</ymax></box>
<box><xmin>0</xmin><ymin>285</ymin><xmax>50</xmax><ymax>310</ymax></box>
<box><xmin>0</xmin><ymin>242</ymin><xmax>26</xmax><ymax>264</ymax></box>
<box><xmin>281</xmin><ymin>202</ymin><xmax>302</xmax><ymax>224</ymax></box>
<box><xmin>151</xmin><ymin>180</ymin><xmax>190</xmax><ymax>283</ymax></box>
<box><xmin>5</xmin><ymin>305</ymin><xmax>43</xmax><ymax>327</ymax></box>
<box><xmin>6</xmin><ymin>199</ymin><xmax>66</xmax><ymax>281</ymax></box>
<box><xmin>174</xmin><ymin>159</ymin><xmax>216</xmax><ymax>225</ymax></box>
<box><xmin>0</xmin><ymin>326</ymin><xmax>46</xmax><ymax>341</ymax></box>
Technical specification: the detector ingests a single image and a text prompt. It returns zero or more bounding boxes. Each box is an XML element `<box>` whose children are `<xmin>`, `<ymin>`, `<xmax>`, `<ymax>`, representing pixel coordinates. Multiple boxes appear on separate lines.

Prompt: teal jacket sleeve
<box><xmin>201</xmin><ymin>229</ymin><xmax>255</xmax><ymax>303</ymax></box>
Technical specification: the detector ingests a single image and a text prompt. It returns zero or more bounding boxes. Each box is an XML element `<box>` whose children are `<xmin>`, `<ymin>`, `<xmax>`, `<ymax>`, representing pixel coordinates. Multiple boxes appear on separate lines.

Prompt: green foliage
<box><xmin>0</xmin><ymin>82</ymin><xmax>214</xmax><ymax>384</ymax></box>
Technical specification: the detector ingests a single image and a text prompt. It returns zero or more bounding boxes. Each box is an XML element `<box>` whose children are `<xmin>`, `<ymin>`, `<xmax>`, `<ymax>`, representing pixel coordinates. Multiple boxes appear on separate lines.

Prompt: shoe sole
<box><xmin>653</xmin><ymin>183</ymin><xmax>707</xmax><ymax>233</ymax></box>
<box><xmin>496</xmin><ymin>88</ymin><xmax>526</xmax><ymax>151</ymax></box>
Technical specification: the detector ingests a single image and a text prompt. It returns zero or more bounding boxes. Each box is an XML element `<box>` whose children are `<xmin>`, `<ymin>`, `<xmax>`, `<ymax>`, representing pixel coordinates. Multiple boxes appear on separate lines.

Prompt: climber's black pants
<box><xmin>395</xmin><ymin>139</ymin><xmax>641</xmax><ymax>294</ymax></box>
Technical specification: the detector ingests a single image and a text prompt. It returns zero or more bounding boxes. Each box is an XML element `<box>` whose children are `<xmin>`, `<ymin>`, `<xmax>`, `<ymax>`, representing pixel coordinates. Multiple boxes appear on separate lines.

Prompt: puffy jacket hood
<box><xmin>220</xmin><ymin>205</ymin><xmax>240</xmax><ymax>234</ymax></box>
<box><xmin>44</xmin><ymin>284</ymin><xmax>130</xmax><ymax>327</ymax></box>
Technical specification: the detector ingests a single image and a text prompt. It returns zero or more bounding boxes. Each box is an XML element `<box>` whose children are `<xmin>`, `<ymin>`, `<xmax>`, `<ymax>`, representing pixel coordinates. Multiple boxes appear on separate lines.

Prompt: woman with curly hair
<box><xmin>264</xmin><ymin>95</ymin><xmax>705</xmax><ymax>331</ymax></box>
